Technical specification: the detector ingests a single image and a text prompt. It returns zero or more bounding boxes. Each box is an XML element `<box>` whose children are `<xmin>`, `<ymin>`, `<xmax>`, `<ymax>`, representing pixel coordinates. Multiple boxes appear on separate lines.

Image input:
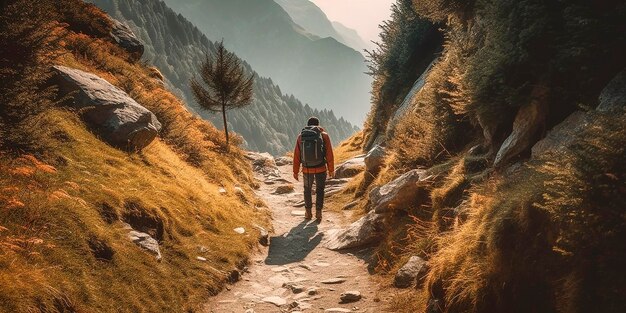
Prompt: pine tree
<box><xmin>190</xmin><ymin>41</ymin><xmax>254</xmax><ymax>148</ymax></box>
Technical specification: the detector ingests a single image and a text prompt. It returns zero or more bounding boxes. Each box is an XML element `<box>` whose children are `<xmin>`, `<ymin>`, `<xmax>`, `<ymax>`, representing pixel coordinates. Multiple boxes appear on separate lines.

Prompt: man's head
<box><xmin>307</xmin><ymin>117</ymin><xmax>320</xmax><ymax>126</ymax></box>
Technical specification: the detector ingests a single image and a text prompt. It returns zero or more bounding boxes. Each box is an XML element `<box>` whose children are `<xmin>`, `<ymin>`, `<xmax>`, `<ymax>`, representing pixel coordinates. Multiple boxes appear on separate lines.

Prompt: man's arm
<box><xmin>324</xmin><ymin>133</ymin><xmax>334</xmax><ymax>178</ymax></box>
<box><xmin>293</xmin><ymin>136</ymin><xmax>301</xmax><ymax>181</ymax></box>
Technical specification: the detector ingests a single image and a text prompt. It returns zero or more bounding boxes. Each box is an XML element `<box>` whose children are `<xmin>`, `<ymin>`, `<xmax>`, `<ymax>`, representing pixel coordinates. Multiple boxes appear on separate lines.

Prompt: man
<box><xmin>293</xmin><ymin>117</ymin><xmax>335</xmax><ymax>222</ymax></box>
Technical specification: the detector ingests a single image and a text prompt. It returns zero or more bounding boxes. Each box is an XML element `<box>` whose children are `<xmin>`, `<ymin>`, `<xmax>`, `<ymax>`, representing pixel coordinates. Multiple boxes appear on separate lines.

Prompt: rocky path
<box><xmin>202</xmin><ymin>158</ymin><xmax>390</xmax><ymax>313</ymax></box>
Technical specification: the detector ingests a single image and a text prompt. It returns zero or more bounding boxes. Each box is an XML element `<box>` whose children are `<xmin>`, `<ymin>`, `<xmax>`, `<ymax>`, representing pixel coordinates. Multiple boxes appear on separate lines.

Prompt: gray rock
<box><xmin>597</xmin><ymin>70</ymin><xmax>626</xmax><ymax>112</ymax></box>
<box><xmin>340</xmin><ymin>290</ymin><xmax>362</xmax><ymax>303</ymax></box>
<box><xmin>275</xmin><ymin>156</ymin><xmax>293</xmax><ymax>166</ymax></box>
<box><xmin>531</xmin><ymin>111</ymin><xmax>588</xmax><ymax>158</ymax></box>
<box><xmin>261</xmin><ymin>296</ymin><xmax>287</xmax><ymax>307</ymax></box>
<box><xmin>334</xmin><ymin>156</ymin><xmax>365</xmax><ymax>179</ymax></box>
<box><xmin>109</xmin><ymin>18</ymin><xmax>144</xmax><ymax>61</ymax></box>
<box><xmin>283</xmin><ymin>282</ymin><xmax>305</xmax><ymax>293</ymax></box>
<box><xmin>364</xmin><ymin>144</ymin><xmax>386</xmax><ymax>173</ymax></box>
<box><xmin>325</xmin><ymin>178</ymin><xmax>350</xmax><ymax>186</ymax></box>
<box><xmin>53</xmin><ymin>65</ymin><xmax>161</xmax><ymax>150</ymax></box>
<box><xmin>494</xmin><ymin>86</ymin><xmax>548</xmax><ymax>167</ymax></box>
<box><xmin>128</xmin><ymin>230</ymin><xmax>161</xmax><ymax>261</ymax></box>
<box><xmin>394</xmin><ymin>256</ymin><xmax>429</xmax><ymax>288</ymax></box>
<box><xmin>325</xmin><ymin>210</ymin><xmax>384</xmax><ymax>250</ymax></box>
<box><xmin>370</xmin><ymin>169</ymin><xmax>431</xmax><ymax>214</ymax></box>
<box><xmin>246</xmin><ymin>152</ymin><xmax>280</xmax><ymax>177</ymax></box>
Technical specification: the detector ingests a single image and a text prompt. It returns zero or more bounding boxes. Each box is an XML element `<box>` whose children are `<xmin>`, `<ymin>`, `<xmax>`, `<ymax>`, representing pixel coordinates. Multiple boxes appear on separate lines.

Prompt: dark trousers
<box><xmin>303</xmin><ymin>172</ymin><xmax>326</xmax><ymax>212</ymax></box>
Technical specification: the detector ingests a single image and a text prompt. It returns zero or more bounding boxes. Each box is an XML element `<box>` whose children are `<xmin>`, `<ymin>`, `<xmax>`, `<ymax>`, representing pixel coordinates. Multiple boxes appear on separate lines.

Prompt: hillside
<box><xmin>331</xmin><ymin>21</ymin><xmax>372</xmax><ymax>53</ymax></box>
<box><xmin>0</xmin><ymin>1</ymin><xmax>271</xmax><ymax>311</ymax></box>
<box><xmin>162</xmin><ymin>0</ymin><xmax>373</xmax><ymax>125</ymax></box>
<box><xmin>327</xmin><ymin>0</ymin><xmax>626</xmax><ymax>312</ymax></box>
<box><xmin>89</xmin><ymin>0</ymin><xmax>357</xmax><ymax>155</ymax></box>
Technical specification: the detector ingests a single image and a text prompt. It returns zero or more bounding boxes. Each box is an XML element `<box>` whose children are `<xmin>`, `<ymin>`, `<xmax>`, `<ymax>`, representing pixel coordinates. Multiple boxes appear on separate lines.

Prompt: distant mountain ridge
<box><xmin>275</xmin><ymin>0</ymin><xmax>371</xmax><ymax>53</ymax></box>
<box><xmin>88</xmin><ymin>0</ymin><xmax>357</xmax><ymax>155</ymax></box>
<box><xmin>162</xmin><ymin>0</ymin><xmax>372</xmax><ymax>125</ymax></box>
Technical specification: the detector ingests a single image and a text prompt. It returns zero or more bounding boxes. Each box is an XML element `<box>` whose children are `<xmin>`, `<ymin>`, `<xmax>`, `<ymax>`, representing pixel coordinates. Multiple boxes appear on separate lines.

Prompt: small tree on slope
<box><xmin>191</xmin><ymin>41</ymin><xmax>254</xmax><ymax>149</ymax></box>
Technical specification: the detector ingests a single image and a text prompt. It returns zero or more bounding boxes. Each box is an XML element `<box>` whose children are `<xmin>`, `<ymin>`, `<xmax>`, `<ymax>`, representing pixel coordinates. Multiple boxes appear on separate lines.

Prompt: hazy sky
<box><xmin>311</xmin><ymin>0</ymin><xmax>395</xmax><ymax>44</ymax></box>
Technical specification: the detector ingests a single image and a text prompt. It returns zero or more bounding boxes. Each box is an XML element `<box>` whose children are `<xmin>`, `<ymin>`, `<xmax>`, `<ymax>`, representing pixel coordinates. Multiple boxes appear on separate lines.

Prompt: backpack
<box><xmin>300</xmin><ymin>126</ymin><xmax>326</xmax><ymax>168</ymax></box>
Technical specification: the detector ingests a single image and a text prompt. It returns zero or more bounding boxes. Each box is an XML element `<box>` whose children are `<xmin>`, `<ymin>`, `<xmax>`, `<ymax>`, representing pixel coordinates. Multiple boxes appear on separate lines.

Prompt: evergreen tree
<box><xmin>190</xmin><ymin>41</ymin><xmax>254</xmax><ymax>148</ymax></box>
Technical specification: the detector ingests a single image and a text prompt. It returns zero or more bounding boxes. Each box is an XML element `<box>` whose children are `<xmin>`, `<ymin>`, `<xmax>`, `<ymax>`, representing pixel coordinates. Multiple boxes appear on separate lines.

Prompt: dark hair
<box><xmin>307</xmin><ymin>117</ymin><xmax>320</xmax><ymax>126</ymax></box>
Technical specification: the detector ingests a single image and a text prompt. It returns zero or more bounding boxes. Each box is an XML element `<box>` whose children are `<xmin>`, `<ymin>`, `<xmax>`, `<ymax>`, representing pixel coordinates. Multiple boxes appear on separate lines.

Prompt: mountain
<box><xmin>162</xmin><ymin>0</ymin><xmax>372</xmax><ymax>125</ymax></box>
<box><xmin>88</xmin><ymin>0</ymin><xmax>358</xmax><ymax>155</ymax></box>
<box><xmin>331</xmin><ymin>21</ymin><xmax>372</xmax><ymax>52</ymax></box>
<box><xmin>274</xmin><ymin>0</ymin><xmax>371</xmax><ymax>53</ymax></box>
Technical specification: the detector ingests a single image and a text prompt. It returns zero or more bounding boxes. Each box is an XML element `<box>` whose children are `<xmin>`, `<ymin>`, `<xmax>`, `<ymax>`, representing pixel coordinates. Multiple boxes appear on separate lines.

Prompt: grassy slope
<box><xmin>0</xmin><ymin>2</ymin><xmax>268</xmax><ymax>312</ymax></box>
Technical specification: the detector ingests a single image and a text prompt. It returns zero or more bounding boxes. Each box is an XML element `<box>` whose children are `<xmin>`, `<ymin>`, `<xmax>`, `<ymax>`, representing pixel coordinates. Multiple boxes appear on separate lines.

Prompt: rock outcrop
<box><xmin>334</xmin><ymin>155</ymin><xmax>365</xmax><ymax>179</ymax></box>
<box><xmin>597</xmin><ymin>70</ymin><xmax>626</xmax><ymax>112</ymax></box>
<box><xmin>494</xmin><ymin>85</ymin><xmax>548</xmax><ymax>167</ymax></box>
<box><xmin>53</xmin><ymin>65</ymin><xmax>161</xmax><ymax>150</ymax></box>
<box><xmin>246</xmin><ymin>152</ymin><xmax>280</xmax><ymax>177</ymax></box>
<box><xmin>394</xmin><ymin>256</ymin><xmax>428</xmax><ymax>288</ymax></box>
<box><xmin>369</xmin><ymin>169</ymin><xmax>431</xmax><ymax>213</ymax></box>
<box><xmin>364</xmin><ymin>144</ymin><xmax>386</xmax><ymax>173</ymax></box>
<box><xmin>109</xmin><ymin>18</ymin><xmax>144</xmax><ymax>61</ymax></box>
<box><xmin>325</xmin><ymin>210</ymin><xmax>384</xmax><ymax>250</ymax></box>
<box><xmin>128</xmin><ymin>230</ymin><xmax>162</xmax><ymax>261</ymax></box>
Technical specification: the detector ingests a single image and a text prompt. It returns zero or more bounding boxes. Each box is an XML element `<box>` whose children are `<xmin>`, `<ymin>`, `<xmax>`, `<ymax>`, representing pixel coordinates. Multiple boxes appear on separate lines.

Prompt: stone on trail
<box><xmin>53</xmin><ymin>65</ymin><xmax>161</xmax><ymax>150</ymax></box>
<box><xmin>324</xmin><ymin>210</ymin><xmax>384</xmax><ymax>250</ymax></box>
<box><xmin>261</xmin><ymin>296</ymin><xmax>287</xmax><ymax>307</ymax></box>
<box><xmin>128</xmin><ymin>230</ymin><xmax>162</xmax><ymax>261</ymax></box>
<box><xmin>321</xmin><ymin>277</ymin><xmax>347</xmax><ymax>284</ymax></box>
<box><xmin>340</xmin><ymin>291</ymin><xmax>362</xmax><ymax>303</ymax></box>
<box><xmin>246</xmin><ymin>152</ymin><xmax>281</xmax><ymax>177</ymax></box>
<box><xmin>291</xmin><ymin>210</ymin><xmax>306</xmax><ymax>216</ymax></box>
<box><xmin>342</xmin><ymin>200</ymin><xmax>359</xmax><ymax>210</ymax></box>
<box><xmin>307</xmin><ymin>287</ymin><xmax>319</xmax><ymax>295</ymax></box>
<box><xmin>275</xmin><ymin>156</ymin><xmax>293</xmax><ymax>166</ymax></box>
<box><xmin>273</xmin><ymin>184</ymin><xmax>295</xmax><ymax>195</ymax></box>
<box><xmin>394</xmin><ymin>256</ymin><xmax>429</xmax><ymax>288</ymax></box>
<box><xmin>325</xmin><ymin>308</ymin><xmax>351</xmax><ymax>313</ymax></box>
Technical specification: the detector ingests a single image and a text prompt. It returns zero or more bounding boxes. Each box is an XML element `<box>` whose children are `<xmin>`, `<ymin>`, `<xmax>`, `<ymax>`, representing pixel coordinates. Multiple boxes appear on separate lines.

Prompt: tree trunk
<box><xmin>221</xmin><ymin>103</ymin><xmax>229</xmax><ymax>150</ymax></box>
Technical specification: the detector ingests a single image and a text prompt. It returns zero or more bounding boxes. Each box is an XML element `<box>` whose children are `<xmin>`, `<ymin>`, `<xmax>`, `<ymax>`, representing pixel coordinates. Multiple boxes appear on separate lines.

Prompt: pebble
<box><xmin>325</xmin><ymin>308</ymin><xmax>351</xmax><ymax>313</ymax></box>
<box><xmin>340</xmin><ymin>291</ymin><xmax>362</xmax><ymax>303</ymax></box>
<box><xmin>196</xmin><ymin>256</ymin><xmax>207</xmax><ymax>261</ymax></box>
<box><xmin>307</xmin><ymin>287</ymin><xmax>319</xmax><ymax>295</ymax></box>
<box><xmin>261</xmin><ymin>296</ymin><xmax>287</xmax><ymax>307</ymax></box>
<box><xmin>291</xmin><ymin>210</ymin><xmax>306</xmax><ymax>216</ymax></box>
<box><xmin>321</xmin><ymin>278</ymin><xmax>347</xmax><ymax>284</ymax></box>
<box><xmin>233</xmin><ymin>227</ymin><xmax>245</xmax><ymax>234</ymax></box>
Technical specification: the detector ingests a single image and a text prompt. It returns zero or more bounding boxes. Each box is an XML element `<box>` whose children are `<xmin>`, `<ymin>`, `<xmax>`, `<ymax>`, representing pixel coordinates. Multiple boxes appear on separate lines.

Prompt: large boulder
<box><xmin>334</xmin><ymin>155</ymin><xmax>365</xmax><ymax>179</ymax></box>
<box><xmin>494</xmin><ymin>86</ymin><xmax>548</xmax><ymax>167</ymax></box>
<box><xmin>369</xmin><ymin>169</ymin><xmax>431</xmax><ymax>214</ymax></box>
<box><xmin>53</xmin><ymin>65</ymin><xmax>161</xmax><ymax>150</ymax></box>
<box><xmin>597</xmin><ymin>70</ymin><xmax>626</xmax><ymax>112</ymax></box>
<box><xmin>394</xmin><ymin>256</ymin><xmax>429</xmax><ymax>288</ymax></box>
<box><xmin>246</xmin><ymin>152</ymin><xmax>280</xmax><ymax>177</ymax></box>
<box><xmin>364</xmin><ymin>144</ymin><xmax>386</xmax><ymax>173</ymax></box>
<box><xmin>531</xmin><ymin>111</ymin><xmax>588</xmax><ymax>158</ymax></box>
<box><xmin>109</xmin><ymin>18</ymin><xmax>144</xmax><ymax>61</ymax></box>
<box><xmin>324</xmin><ymin>210</ymin><xmax>384</xmax><ymax>250</ymax></box>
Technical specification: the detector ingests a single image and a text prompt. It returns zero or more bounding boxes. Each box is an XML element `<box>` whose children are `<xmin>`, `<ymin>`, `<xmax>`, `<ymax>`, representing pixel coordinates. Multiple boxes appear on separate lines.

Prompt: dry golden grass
<box><xmin>0</xmin><ymin>2</ymin><xmax>268</xmax><ymax>311</ymax></box>
<box><xmin>334</xmin><ymin>130</ymin><xmax>365</xmax><ymax>164</ymax></box>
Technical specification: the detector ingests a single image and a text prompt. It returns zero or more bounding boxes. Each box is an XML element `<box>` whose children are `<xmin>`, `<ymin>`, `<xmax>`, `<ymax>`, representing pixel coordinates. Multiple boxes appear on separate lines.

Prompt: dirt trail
<box><xmin>202</xmin><ymin>163</ymin><xmax>391</xmax><ymax>313</ymax></box>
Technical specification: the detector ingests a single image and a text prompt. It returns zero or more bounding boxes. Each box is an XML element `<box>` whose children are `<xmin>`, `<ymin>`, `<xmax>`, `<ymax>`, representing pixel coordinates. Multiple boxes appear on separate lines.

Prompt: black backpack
<box><xmin>300</xmin><ymin>126</ymin><xmax>326</xmax><ymax>168</ymax></box>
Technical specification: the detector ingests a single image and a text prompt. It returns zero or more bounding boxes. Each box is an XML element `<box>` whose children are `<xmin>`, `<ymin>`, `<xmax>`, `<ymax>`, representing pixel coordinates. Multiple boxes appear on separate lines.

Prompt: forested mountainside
<box><xmin>332</xmin><ymin>0</ymin><xmax>626</xmax><ymax>312</ymax></box>
<box><xmin>0</xmin><ymin>1</ymin><xmax>270</xmax><ymax>311</ymax></box>
<box><xmin>274</xmin><ymin>0</ymin><xmax>370</xmax><ymax>53</ymax></box>
<box><xmin>89</xmin><ymin>0</ymin><xmax>357</xmax><ymax>155</ymax></box>
<box><xmin>162</xmin><ymin>0</ymin><xmax>372</xmax><ymax>125</ymax></box>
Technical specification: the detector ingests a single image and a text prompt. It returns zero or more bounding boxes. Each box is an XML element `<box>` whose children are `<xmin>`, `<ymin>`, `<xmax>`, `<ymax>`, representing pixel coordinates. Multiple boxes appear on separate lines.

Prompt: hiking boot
<box><xmin>315</xmin><ymin>210</ymin><xmax>322</xmax><ymax>222</ymax></box>
<box><xmin>304</xmin><ymin>211</ymin><xmax>313</xmax><ymax>220</ymax></box>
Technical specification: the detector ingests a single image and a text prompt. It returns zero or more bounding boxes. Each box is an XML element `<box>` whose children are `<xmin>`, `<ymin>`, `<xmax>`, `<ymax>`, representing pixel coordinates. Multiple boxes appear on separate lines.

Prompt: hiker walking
<box><xmin>293</xmin><ymin>117</ymin><xmax>335</xmax><ymax>222</ymax></box>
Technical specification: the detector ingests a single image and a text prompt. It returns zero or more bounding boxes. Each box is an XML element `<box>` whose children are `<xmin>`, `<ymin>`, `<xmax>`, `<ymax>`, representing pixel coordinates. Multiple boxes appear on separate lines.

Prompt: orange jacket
<box><xmin>293</xmin><ymin>127</ymin><xmax>334</xmax><ymax>175</ymax></box>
